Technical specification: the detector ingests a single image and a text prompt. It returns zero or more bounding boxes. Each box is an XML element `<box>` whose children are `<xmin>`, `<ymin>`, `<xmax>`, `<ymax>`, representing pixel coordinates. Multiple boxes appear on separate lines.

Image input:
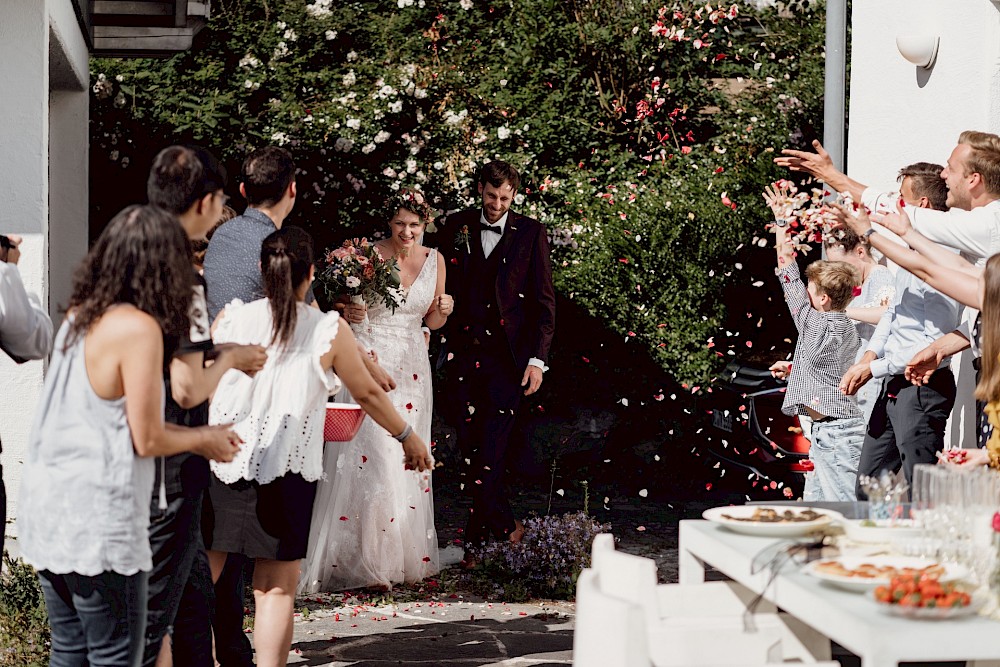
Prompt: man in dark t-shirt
<box><xmin>144</xmin><ymin>146</ymin><xmax>267</xmax><ymax>667</ymax></box>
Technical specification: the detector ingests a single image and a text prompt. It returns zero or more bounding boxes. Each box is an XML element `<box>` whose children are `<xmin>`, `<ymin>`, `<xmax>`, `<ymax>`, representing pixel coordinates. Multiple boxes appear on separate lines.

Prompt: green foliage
<box><xmin>0</xmin><ymin>553</ymin><xmax>49</xmax><ymax>666</ymax></box>
<box><xmin>90</xmin><ymin>0</ymin><xmax>828</xmax><ymax>384</ymax></box>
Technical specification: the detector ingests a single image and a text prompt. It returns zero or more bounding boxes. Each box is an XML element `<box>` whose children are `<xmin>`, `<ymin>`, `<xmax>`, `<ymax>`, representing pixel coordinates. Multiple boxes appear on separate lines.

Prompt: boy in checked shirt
<box><xmin>767</xmin><ymin>206</ymin><xmax>864</xmax><ymax>501</ymax></box>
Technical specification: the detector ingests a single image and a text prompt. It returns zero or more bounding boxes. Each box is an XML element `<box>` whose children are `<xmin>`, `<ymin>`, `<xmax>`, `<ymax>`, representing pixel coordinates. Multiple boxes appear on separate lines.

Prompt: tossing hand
<box><xmin>762</xmin><ymin>182</ymin><xmax>791</xmax><ymax>222</ymax></box>
<box><xmin>774</xmin><ymin>139</ymin><xmax>840</xmax><ymax>183</ymax></box>
<box><xmin>362</xmin><ymin>350</ymin><xmax>396</xmax><ymax>392</ymax></box>
<box><xmin>829</xmin><ymin>201</ymin><xmax>872</xmax><ymax>236</ymax></box>
<box><xmin>522</xmin><ymin>365</ymin><xmax>543</xmax><ymax>396</ymax></box>
<box><xmin>401</xmin><ymin>435</ymin><xmax>433</xmax><ymax>472</ymax></box>
<box><xmin>878</xmin><ymin>199</ymin><xmax>914</xmax><ymax>238</ymax></box>
<box><xmin>769</xmin><ymin>360</ymin><xmax>792</xmax><ymax>381</ymax></box>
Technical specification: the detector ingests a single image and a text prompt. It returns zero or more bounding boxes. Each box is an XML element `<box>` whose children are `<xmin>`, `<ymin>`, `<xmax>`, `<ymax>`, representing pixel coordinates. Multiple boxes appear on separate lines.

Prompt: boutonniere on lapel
<box><xmin>455</xmin><ymin>224</ymin><xmax>471</xmax><ymax>254</ymax></box>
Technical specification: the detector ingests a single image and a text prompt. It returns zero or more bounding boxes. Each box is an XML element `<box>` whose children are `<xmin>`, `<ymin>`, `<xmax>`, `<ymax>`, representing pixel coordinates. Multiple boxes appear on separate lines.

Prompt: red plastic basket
<box><xmin>324</xmin><ymin>402</ymin><xmax>366</xmax><ymax>442</ymax></box>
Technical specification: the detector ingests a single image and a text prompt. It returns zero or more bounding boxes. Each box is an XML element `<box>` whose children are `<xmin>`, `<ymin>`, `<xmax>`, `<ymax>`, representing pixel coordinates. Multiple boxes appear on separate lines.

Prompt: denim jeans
<box><xmin>803</xmin><ymin>416</ymin><xmax>865</xmax><ymax>502</ymax></box>
<box><xmin>39</xmin><ymin>570</ymin><xmax>148</xmax><ymax>667</ymax></box>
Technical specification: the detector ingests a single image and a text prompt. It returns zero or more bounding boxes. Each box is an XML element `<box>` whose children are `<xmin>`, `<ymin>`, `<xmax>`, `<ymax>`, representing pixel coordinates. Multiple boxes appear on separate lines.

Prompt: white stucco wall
<box><xmin>848</xmin><ymin>0</ymin><xmax>1000</xmax><ymax>449</ymax></box>
<box><xmin>848</xmin><ymin>0</ymin><xmax>1000</xmax><ymax>186</ymax></box>
<box><xmin>0</xmin><ymin>0</ymin><xmax>89</xmax><ymax>537</ymax></box>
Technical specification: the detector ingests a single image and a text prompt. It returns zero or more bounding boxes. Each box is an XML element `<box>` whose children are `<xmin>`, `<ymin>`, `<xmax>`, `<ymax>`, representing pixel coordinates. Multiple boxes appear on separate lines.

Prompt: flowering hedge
<box><xmin>90</xmin><ymin>0</ymin><xmax>826</xmax><ymax>384</ymax></box>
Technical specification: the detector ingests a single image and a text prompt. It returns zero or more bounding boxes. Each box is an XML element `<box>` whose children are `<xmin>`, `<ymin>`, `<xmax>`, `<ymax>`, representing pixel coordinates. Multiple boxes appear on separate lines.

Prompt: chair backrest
<box><xmin>574</xmin><ymin>568</ymin><xmax>650</xmax><ymax>667</ymax></box>
<box><xmin>590</xmin><ymin>532</ymin><xmax>615</xmax><ymax>570</ymax></box>
<box><xmin>591</xmin><ymin>547</ymin><xmax>661</xmax><ymax>631</ymax></box>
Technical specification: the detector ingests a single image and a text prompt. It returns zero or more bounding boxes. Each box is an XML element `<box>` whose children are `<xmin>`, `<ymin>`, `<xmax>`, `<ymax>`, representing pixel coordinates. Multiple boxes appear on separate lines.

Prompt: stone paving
<box><xmin>287</xmin><ymin>598</ymin><xmax>575</xmax><ymax>666</ymax></box>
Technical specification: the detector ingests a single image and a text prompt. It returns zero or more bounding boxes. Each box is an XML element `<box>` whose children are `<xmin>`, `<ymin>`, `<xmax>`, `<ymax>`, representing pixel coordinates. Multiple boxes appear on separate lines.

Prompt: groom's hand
<box><xmin>522</xmin><ymin>366</ymin><xmax>543</xmax><ymax>396</ymax></box>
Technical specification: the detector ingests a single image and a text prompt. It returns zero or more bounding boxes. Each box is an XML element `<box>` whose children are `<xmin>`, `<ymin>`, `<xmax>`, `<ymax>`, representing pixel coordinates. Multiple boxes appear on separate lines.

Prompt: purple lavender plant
<box><xmin>472</xmin><ymin>512</ymin><xmax>610</xmax><ymax>601</ymax></box>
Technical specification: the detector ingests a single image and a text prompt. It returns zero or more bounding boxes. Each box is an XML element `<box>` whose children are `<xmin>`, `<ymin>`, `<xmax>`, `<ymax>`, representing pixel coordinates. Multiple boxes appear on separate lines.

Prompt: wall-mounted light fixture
<box><xmin>895</xmin><ymin>36</ymin><xmax>940</xmax><ymax>69</ymax></box>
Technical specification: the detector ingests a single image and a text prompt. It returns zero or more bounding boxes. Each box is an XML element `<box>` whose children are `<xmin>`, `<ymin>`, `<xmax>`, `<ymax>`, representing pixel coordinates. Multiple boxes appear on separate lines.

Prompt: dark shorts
<box><xmin>203</xmin><ymin>473</ymin><xmax>317</xmax><ymax>561</ymax></box>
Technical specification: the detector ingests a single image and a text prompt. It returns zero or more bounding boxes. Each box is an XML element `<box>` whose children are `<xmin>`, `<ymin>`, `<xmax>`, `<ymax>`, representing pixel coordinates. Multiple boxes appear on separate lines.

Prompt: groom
<box><xmin>441</xmin><ymin>160</ymin><xmax>556</xmax><ymax>564</ymax></box>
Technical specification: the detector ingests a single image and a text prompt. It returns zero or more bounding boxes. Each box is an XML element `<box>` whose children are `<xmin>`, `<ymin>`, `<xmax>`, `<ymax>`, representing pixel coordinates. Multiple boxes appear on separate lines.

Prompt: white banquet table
<box><xmin>679</xmin><ymin>519</ymin><xmax>1000</xmax><ymax>666</ymax></box>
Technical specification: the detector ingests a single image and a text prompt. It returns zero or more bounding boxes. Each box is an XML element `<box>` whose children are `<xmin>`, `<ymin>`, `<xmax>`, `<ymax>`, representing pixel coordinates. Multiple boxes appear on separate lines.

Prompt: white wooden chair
<box><xmin>577</xmin><ymin>533</ymin><xmax>833</xmax><ymax>665</ymax></box>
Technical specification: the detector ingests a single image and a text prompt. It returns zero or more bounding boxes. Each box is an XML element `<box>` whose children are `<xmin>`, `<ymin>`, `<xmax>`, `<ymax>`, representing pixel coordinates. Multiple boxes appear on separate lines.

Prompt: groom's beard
<box><xmin>482</xmin><ymin>206</ymin><xmax>507</xmax><ymax>223</ymax></box>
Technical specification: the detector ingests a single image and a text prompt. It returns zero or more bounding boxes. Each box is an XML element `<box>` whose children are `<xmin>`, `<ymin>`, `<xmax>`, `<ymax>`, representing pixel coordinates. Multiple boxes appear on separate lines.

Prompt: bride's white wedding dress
<box><xmin>299</xmin><ymin>250</ymin><xmax>439</xmax><ymax>593</ymax></box>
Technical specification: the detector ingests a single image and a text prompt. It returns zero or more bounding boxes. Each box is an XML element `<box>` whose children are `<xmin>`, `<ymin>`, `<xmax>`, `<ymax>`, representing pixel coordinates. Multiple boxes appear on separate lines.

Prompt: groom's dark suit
<box><xmin>441</xmin><ymin>208</ymin><xmax>555</xmax><ymax>547</ymax></box>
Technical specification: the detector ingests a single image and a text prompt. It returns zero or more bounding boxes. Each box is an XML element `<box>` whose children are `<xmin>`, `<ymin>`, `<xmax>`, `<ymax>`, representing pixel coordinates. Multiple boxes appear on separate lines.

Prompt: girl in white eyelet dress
<box><xmin>300</xmin><ymin>194</ymin><xmax>451</xmax><ymax>592</ymax></box>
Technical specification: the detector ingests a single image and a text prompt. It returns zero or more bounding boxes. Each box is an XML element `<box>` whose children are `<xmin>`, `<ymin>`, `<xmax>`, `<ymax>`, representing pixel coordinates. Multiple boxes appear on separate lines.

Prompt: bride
<box><xmin>299</xmin><ymin>189</ymin><xmax>452</xmax><ymax>592</ymax></box>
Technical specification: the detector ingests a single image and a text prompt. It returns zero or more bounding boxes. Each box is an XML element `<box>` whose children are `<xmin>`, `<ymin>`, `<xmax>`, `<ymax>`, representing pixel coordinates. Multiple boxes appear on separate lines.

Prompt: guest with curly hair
<box><xmin>17</xmin><ymin>205</ymin><xmax>242</xmax><ymax>667</ymax></box>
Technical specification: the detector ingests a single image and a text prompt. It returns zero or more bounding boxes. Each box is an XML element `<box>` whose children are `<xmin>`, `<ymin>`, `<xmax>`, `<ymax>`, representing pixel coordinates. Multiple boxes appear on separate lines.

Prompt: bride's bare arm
<box><xmin>423</xmin><ymin>251</ymin><xmax>452</xmax><ymax>331</ymax></box>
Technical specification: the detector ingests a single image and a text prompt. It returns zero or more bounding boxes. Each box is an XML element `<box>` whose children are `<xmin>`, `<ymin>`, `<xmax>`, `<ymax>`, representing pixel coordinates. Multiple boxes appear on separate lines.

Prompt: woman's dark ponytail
<box><xmin>260</xmin><ymin>227</ymin><xmax>314</xmax><ymax>347</ymax></box>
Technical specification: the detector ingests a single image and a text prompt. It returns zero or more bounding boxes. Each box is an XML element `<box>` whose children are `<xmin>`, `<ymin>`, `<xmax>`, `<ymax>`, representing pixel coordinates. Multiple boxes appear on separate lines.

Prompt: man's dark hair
<box><xmin>242</xmin><ymin>146</ymin><xmax>296</xmax><ymax>207</ymax></box>
<box><xmin>479</xmin><ymin>160</ymin><xmax>521</xmax><ymax>192</ymax></box>
<box><xmin>147</xmin><ymin>145</ymin><xmax>227</xmax><ymax>215</ymax></box>
<box><xmin>66</xmin><ymin>205</ymin><xmax>194</xmax><ymax>349</ymax></box>
<box><xmin>898</xmin><ymin>162</ymin><xmax>948</xmax><ymax>211</ymax></box>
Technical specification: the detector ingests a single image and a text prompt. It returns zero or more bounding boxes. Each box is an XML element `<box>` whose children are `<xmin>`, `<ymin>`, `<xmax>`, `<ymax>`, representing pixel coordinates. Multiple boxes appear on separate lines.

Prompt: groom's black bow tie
<box><xmin>480</xmin><ymin>222</ymin><xmax>503</xmax><ymax>234</ymax></box>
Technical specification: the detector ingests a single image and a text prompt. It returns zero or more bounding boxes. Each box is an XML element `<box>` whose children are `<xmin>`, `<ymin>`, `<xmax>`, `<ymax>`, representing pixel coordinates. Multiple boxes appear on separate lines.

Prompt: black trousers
<box><xmin>856</xmin><ymin>369</ymin><xmax>955</xmax><ymax>499</ymax></box>
<box><xmin>142</xmin><ymin>493</ymin><xmax>214</xmax><ymax>666</ymax></box>
<box><xmin>210</xmin><ymin>555</ymin><xmax>253</xmax><ymax>667</ymax></box>
<box><xmin>457</xmin><ymin>344</ymin><xmax>523</xmax><ymax>549</ymax></box>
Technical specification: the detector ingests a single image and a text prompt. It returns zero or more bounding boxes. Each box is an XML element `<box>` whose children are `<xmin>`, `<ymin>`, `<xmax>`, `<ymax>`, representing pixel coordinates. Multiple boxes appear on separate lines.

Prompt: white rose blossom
<box><xmin>346</xmin><ymin>118</ymin><xmax>361</xmax><ymax>130</ymax></box>
<box><xmin>389</xmin><ymin>100</ymin><xmax>404</xmax><ymax>113</ymax></box>
<box><xmin>306</xmin><ymin>0</ymin><xmax>334</xmax><ymax>18</ymax></box>
<box><xmin>362</xmin><ymin>143</ymin><xmax>376</xmax><ymax>154</ymax></box>
<box><xmin>460</xmin><ymin>0</ymin><xmax>473</xmax><ymax>8</ymax></box>
<box><xmin>346</xmin><ymin>51</ymin><xmax>358</xmax><ymax>62</ymax></box>
<box><xmin>374</xmin><ymin>130</ymin><xmax>391</xmax><ymax>143</ymax></box>
<box><xmin>497</xmin><ymin>126</ymin><xmax>512</xmax><ymax>140</ymax></box>
<box><xmin>325</xmin><ymin>30</ymin><xmax>338</xmax><ymax>41</ymax></box>
<box><xmin>342</xmin><ymin>70</ymin><xmax>356</xmax><ymax>87</ymax></box>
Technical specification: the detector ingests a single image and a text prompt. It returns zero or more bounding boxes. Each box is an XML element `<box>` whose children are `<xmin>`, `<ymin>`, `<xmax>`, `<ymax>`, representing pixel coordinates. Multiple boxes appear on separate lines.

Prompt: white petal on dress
<box><xmin>299</xmin><ymin>250</ymin><xmax>440</xmax><ymax>592</ymax></box>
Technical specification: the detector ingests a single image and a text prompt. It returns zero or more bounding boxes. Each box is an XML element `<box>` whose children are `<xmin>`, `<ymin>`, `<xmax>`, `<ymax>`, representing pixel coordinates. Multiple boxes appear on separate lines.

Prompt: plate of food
<box><xmin>840</xmin><ymin>518</ymin><xmax>923</xmax><ymax>544</ymax></box>
<box><xmin>804</xmin><ymin>555</ymin><xmax>969</xmax><ymax>593</ymax></box>
<box><xmin>872</xmin><ymin>572</ymin><xmax>985</xmax><ymax>619</ymax></box>
<box><xmin>702</xmin><ymin>505</ymin><xmax>840</xmax><ymax>537</ymax></box>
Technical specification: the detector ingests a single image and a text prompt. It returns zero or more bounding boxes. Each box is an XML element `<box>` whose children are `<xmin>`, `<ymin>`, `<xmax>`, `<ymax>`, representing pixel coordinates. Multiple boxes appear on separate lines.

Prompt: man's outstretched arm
<box><xmin>774</xmin><ymin>139</ymin><xmax>868</xmax><ymax>202</ymax></box>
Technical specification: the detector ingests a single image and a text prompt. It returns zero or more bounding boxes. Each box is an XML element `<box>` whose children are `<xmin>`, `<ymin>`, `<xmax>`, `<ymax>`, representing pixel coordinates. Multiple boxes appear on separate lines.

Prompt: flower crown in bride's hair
<box><xmin>383</xmin><ymin>187</ymin><xmax>435</xmax><ymax>224</ymax></box>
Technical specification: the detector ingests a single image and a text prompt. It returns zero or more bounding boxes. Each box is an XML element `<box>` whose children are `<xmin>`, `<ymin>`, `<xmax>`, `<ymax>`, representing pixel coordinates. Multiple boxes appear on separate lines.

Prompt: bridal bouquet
<box><xmin>318</xmin><ymin>238</ymin><xmax>404</xmax><ymax>312</ymax></box>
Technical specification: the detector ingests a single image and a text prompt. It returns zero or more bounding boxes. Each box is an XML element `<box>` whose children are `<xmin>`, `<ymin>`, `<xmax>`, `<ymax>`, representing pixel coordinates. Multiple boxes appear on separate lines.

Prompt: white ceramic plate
<box><xmin>873</xmin><ymin>588</ymin><xmax>987</xmax><ymax>619</ymax></box>
<box><xmin>702</xmin><ymin>505</ymin><xmax>839</xmax><ymax>537</ymax></box>
<box><xmin>804</xmin><ymin>555</ymin><xmax>969</xmax><ymax>593</ymax></box>
<box><xmin>840</xmin><ymin>518</ymin><xmax>923</xmax><ymax>544</ymax></box>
